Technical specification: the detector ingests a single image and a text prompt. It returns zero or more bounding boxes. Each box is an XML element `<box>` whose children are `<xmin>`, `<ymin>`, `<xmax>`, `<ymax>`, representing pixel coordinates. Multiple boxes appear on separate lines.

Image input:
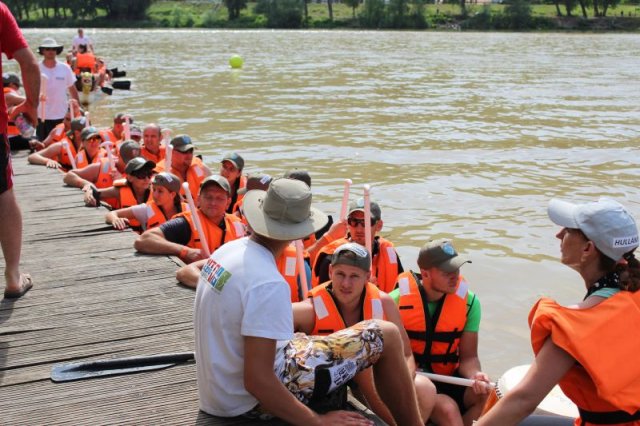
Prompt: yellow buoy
<box><xmin>229</xmin><ymin>55</ymin><xmax>244</xmax><ymax>69</ymax></box>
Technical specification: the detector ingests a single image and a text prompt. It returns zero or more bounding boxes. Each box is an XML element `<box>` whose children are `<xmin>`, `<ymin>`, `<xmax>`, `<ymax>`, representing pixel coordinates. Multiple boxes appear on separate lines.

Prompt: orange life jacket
<box><xmin>311</xmin><ymin>237</ymin><xmax>400</xmax><ymax>292</ymax></box>
<box><xmin>50</xmin><ymin>123</ymin><xmax>67</xmax><ymax>143</ymax></box>
<box><xmin>140</xmin><ymin>144</ymin><xmax>165</xmax><ymax>164</ymax></box>
<box><xmin>112</xmin><ymin>181</ymin><xmax>147</xmax><ymax>220</ymax></box>
<box><xmin>529</xmin><ymin>292</ymin><xmax>640</xmax><ymax>425</ymax></box>
<box><xmin>74</xmin><ymin>52</ymin><xmax>96</xmax><ymax>74</ymax></box>
<box><xmin>396</xmin><ymin>271</ymin><xmax>469</xmax><ymax>375</ymax></box>
<box><xmin>4</xmin><ymin>87</ymin><xmax>19</xmax><ymax>137</ymax></box>
<box><xmin>55</xmin><ymin>137</ymin><xmax>78</xmax><ymax>171</ymax></box>
<box><xmin>230</xmin><ymin>175</ymin><xmax>248</xmax><ymax>214</ymax></box>
<box><xmin>99</xmin><ymin>129</ymin><xmax>119</xmax><ymax>144</ymax></box>
<box><xmin>175</xmin><ymin>210</ymin><xmax>245</xmax><ymax>253</ymax></box>
<box><xmin>154</xmin><ymin>157</ymin><xmax>208</xmax><ymax>200</ymax></box>
<box><xmin>144</xmin><ymin>200</ymin><xmax>187</xmax><ymax>232</ymax></box>
<box><xmin>275</xmin><ymin>244</ymin><xmax>304</xmax><ymax>303</ymax></box>
<box><xmin>75</xmin><ymin>147</ymin><xmax>107</xmax><ymax>169</ymax></box>
<box><xmin>308</xmin><ymin>282</ymin><xmax>386</xmax><ymax>336</ymax></box>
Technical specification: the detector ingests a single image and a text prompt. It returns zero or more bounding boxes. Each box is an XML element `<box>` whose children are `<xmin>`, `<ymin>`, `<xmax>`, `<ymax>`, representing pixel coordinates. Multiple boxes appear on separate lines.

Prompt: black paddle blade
<box><xmin>112</xmin><ymin>70</ymin><xmax>127</xmax><ymax>78</ymax></box>
<box><xmin>112</xmin><ymin>80</ymin><xmax>131</xmax><ymax>90</ymax></box>
<box><xmin>51</xmin><ymin>352</ymin><xmax>195</xmax><ymax>383</ymax></box>
<box><xmin>101</xmin><ymin>86</ymin><xmax>113</xmax><ymax>96</ymax></box>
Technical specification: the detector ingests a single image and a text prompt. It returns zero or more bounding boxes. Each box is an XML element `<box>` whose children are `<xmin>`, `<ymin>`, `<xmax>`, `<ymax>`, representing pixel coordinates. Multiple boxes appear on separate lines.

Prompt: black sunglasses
<box><xmin>132</xmin><ymin>170</ymin><xmax>153</xmax><ymax>179</ymax></box>
<box><xmin>347</xmin><ymin>217</ymin><xmax>377</xmax><ymax>227</ymax></box>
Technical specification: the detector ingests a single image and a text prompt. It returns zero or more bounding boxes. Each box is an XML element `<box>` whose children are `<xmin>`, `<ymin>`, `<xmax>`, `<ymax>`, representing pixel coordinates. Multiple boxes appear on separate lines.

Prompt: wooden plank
<box><xmin>1</xmin><ymin>152</ymin><xmax>383</xmax><ymax>425</ymax></box>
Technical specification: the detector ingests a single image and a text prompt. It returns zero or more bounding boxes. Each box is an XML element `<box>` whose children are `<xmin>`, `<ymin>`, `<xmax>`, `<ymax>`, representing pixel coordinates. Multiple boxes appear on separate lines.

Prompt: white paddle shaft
<box><xmin>99</xmin><ymin>141</ymin><xmax>115</xmax><ymax>172</ymax></box>
<box><xmin>339</xmin><ymin>179</ymin><xmax>352</xmax><ymax>221</ymax></box>
<box><xmin>165</xmin><ymin>144</ymin><xmax>173</xmax><ymax>172</ymax></box>
<box><xmin>40</xmin><ymin>74</ymin><xmax>48</xmax><ymax>122</ymax></box>
<box><xmin>363</xmin><ymin>184</ymin><xmax>372</xmax><ymax>260</ymax></box>
<box><xmin>124</xmin><ymin>116</ymin><xmax>131</xmax><ymax>140</ymax></box>
<box><xmin>418</xmin><ymin>371</ymin><xmax>495</xmax><ymax>389</ymax></box>
<box><xmin>182</xmin><ymin>182</ymin><xmax>211</xmax><ymax>257</ymax></box>
<box><xmin>61</xmin><ymin>141</ymin><xmax>77</xmax><ymax>169</ymax></box>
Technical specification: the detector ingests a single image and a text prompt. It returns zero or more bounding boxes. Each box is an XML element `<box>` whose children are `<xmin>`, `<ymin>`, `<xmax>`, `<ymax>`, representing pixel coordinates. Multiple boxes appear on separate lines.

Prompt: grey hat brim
<box><xmin>173</xmin><ymin>145</ymin><xmax>195</xmax><ymax>153</ymax></box>
<box><xmin>242</xmin><ymin>189</ymin><xmax>328</xmax><ymax>241</ymax></box>
<box><xmin>438</xmin><ymin>257</ymin><xmax>471</xmax><ymax>273</ymax></box>
<box><xmin>548</xmin><ymin>199</ymin><xmax>580</xmax><ymax>229</ymax></box>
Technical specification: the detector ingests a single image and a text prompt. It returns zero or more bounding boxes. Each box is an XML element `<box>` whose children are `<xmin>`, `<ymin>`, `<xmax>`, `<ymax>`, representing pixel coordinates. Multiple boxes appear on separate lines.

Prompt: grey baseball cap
<box><xmin>418</xmin><ymin>239</ymin><xmax>471</xmax><ymax>273</ymax></box>
<box><xmin>348</xmin><ymin>198</ymin><xmax>382</xmax><ymax>222</ymax></box>
<box><xmin>548</xmin><ymin>198</ymin><xmax>639</xmax><ymax>261</ymax></box>
<box><xmin>200</xmin><ymin>175</ymin><xmax>231</xmax><ymax>195</ymax></box>
<box><xmin>331</xmin><ymin>242</ymin><xmax>371</xmax><ymax>272</ymax></box>
<box><xmin>152</xmin><ymin>172</ymin><xmax>181</xmax><ymax>193</ymax></box>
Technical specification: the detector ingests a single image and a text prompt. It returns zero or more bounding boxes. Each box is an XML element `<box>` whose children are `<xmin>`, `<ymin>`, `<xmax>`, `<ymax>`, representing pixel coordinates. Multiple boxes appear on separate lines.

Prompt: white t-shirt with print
<box><xmin>39</xmin><ymin>61</ymin><xmax>76</xmax><ymax>120</ymax></box>
<box><xmin>194</xmin><ymin>237</ymin><xmax>293</xmax><ymax>417</ymax></box>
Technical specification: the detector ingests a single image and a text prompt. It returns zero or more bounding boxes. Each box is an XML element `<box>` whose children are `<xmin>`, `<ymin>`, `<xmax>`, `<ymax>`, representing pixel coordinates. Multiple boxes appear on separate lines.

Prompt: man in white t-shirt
<box><xmin>37</xmin><ymin>38</ymin><xmax>78</xmax><ymax>141</ymax></box>
<box><xmin>72</xmin><ymin>28</ymin><xmax>93</xmax><ymax>53</ymax></box>
<box><xmin>194</xmin><ymin>178</ymin><xmax>423</xmax><ymax>425</ymax></box>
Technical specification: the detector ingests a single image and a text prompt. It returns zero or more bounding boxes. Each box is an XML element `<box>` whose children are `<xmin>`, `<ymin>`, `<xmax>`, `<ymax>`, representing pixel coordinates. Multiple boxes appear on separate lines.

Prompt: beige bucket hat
<box><xmin>242</xmin><ymin>178</ymin><xmax>328</xmax><ymax>241</ymax></box>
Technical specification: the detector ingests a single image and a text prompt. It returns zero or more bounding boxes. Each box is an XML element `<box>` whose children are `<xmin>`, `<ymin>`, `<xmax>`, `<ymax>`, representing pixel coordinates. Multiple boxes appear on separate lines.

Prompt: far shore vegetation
<box><xmin>10</xmin><ymin>0</ymin><xmax>640</xmax><ymax>31</ymax></box>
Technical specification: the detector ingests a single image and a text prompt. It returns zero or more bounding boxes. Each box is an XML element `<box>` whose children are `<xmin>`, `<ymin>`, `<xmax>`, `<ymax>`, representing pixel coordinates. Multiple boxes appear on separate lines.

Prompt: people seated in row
<box><xmin>134</xmin><ymin>175</ymin><xmax>244</xmax><ymax>264</ymax></box>
<box><xmin>106</xmin><ymin>172</ymin><xmax>186</xmax><ymax>233</ymax></box>
<box><xmin>390</xmin><ymin>239</ymin><xmax>490</xmax><ymax>426</ymax></box>
<box><xmin>154</xmin><ymin>135</ymin><xmax>210</xmax><ymax>198</ymax></box>
<box><xmin>64</xmin><ymin>137</ymin><xmax>139</xmax><ymax>207</ymax></box>
<box><xmin>84</xmin><ymin>157</ymin><xmax>153</xmax><ymax>211</ymax></box>
<box><xmin>293</xmin><ymin>242</ymin><xmax>437</xmax><ymax>424</ymax></box>
<box><xmin>311</xmin><ymin>198</ymin><xmax>403</xmax><ymax>293</ymax></box>
<box><xmin>193</xmin><ymin>178</ymin><xmax>423</xmax><ymax>425</ymax></box>
<box><xmin>28</xmin><ymin>116</ymin><xmax>85</xmax><ymax>170</ymax></box>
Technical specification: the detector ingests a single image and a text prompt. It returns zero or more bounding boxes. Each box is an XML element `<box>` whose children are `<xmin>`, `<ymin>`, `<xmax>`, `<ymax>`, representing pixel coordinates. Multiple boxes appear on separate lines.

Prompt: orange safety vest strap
<box><xmin>397</xmin><ymin>271</ymin><xmax>468</xmax><ymax>375</ymax></box>
<box><xmin>276</xmin><ymin>244</ymin><xmax>302</xmax><ymax>303</ymax></box>
<box><xmin>309</xmin><ymin>282</ymin><xmax>385</xmax><ymax>336</ymax></box>
<box><xmin>373</xmin><ymin>238</ymin><xmax>400</xmax><ymax>293</ymax></box>
<box><xmin>529</xmin><ymin>292</ymin><xmax>640</xmax><ymax>418</ymax></box>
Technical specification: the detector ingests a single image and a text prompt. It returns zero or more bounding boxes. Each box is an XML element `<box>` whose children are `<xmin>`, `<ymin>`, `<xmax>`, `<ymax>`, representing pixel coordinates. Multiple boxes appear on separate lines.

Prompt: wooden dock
<box><xmin>1</xmin><ymin>151</ymin><xmax>381</xmax><ymax>425</ymax></box>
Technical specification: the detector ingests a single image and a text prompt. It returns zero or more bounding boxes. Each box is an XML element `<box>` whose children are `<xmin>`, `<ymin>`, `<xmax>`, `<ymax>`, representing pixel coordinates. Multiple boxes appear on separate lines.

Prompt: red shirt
<box><xmin>0</xmin><ymin>3</ymin><xmax>29</xmax><ymax>134</ymax></box>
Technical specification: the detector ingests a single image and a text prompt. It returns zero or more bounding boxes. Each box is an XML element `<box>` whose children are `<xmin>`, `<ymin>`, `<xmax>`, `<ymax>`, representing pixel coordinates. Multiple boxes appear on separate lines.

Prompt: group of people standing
<box><xmin>2</xmin><ymin>3</ymin><xmax>640</xmax><ymax>425</ymax></box>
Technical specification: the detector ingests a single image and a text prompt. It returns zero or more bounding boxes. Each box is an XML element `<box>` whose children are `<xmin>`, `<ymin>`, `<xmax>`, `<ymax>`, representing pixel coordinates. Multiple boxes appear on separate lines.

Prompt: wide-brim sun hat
<box><xmin>548</xmin><ymin>197</ymin><xmax>639</xmax><ymax>261</ymax></box>
<box><xmin>242</xmin><ymin>178</ymin><xmax>328</xmax><ymax>241</ymax></box>
<box><xmin>38</xmin><ymin>38</ymin><xmax>64</xmax><ymax>55</ymax></box>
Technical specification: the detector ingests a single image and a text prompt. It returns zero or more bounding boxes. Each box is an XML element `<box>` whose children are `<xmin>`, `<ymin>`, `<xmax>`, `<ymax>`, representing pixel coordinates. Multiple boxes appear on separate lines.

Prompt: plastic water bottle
<box><xmin>14</xmin><ymin>114</ymin><xmax>35</xmax><ymax>138</ymax></box>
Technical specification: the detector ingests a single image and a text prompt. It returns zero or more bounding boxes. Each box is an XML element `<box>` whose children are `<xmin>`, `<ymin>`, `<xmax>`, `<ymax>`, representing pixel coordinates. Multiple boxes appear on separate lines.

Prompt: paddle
<box><xmin>112</xmin><ymin>80</ymin><xmax>131</xmax><ymax>90</ymax></box>
<box><xmin>183</xmin><ymin>182</ymin><xmax>211</xmax><ymax>257</ymax></box>
<box><xmin>100</xmin><ymin>86</ymin><xmax>113</xmax><ymax>96</ymax></box>
<box><xmin>418</xmin><ymin>371</ymin><xmax>495</xmax><ymax>390</ymax></box>
<box><xmin>51</xmin><ymin>352</ymin><xmax>195</xmax><ymax>383</ymax></box>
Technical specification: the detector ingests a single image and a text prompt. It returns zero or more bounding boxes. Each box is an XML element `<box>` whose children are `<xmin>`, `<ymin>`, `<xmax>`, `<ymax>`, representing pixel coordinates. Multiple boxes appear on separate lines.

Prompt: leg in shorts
<box><xmin>243</xmin><ymin>320</ymin><xmax>385</xmax><ymax>421</ymax></box>
<box><xmin>277</xmin><ymin>320</ymin><xmax>384</xmax><ymax>405</ymax></box>
<box><xmin>434</xmin><ymin>372</ymin><xmax>468</xmax><ymax>414</ymax></box>
<box><xmin>1</xmin><ymin>134</ymin><xmax>13</xmax><ymax>193</ymax></box>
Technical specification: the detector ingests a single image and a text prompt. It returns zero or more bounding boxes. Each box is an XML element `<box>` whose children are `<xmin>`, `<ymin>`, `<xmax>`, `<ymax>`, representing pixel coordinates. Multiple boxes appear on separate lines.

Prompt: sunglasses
<box><xmin>347</xmin><ymin>217</ymin><xmax>377</xmax><ymax>228</ymax></box>
<box><xmin>132</xmin><ymin>170</ymin><xmax>153</xmax><ymax>179</ymax></box>
<box><xmin>42</xmin><ymin>47</ymin><xmax>58</xmax><ymax>51</ymax></box>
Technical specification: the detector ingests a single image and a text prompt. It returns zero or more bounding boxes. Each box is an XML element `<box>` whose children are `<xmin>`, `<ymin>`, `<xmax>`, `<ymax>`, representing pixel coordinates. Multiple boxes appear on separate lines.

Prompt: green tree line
<box><xmin>5</xmin><ymin>0</ymin><xmax>152</xmax><ymax>21</ymax></box>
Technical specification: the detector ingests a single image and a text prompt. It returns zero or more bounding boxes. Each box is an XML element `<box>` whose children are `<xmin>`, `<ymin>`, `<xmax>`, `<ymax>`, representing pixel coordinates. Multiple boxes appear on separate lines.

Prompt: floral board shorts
<box><xmin>243</xmin><ymin>320</ymin><xmax>384</xmax><ymax>420</ymax></box>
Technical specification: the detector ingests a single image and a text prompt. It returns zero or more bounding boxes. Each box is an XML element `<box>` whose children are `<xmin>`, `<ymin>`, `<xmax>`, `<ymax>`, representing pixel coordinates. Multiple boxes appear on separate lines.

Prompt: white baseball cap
<box><xmin>548</xmin><ymin>198</ymin><xmax>639</xmax><ymax>261</ymax></box>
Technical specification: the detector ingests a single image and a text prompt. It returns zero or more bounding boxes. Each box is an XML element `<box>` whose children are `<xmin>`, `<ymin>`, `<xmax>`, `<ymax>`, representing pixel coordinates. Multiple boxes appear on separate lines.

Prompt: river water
<box><xmin>18</xmin><ymin>29</ymin><xmax>640</xmax><ymax>378</ymax></box>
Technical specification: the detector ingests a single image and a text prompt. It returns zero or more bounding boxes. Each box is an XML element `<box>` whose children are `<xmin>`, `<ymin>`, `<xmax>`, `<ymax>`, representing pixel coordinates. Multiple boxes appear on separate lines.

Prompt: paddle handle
<box><xmin>363</xmin><ymin>184</ymin><xmax>372</xmax><ymax>259</ymax></box>
<box><xmin>61</xmin><ymin>141</ymin><xmax>77</xmax><ymax>169</ymax></box>
<box><xmin>419</xmin><ymin>371</ymin><xmax>495</xmax><ymax>389</ymax></box>
<box><xmin>74</xmin><ymin>352</ymin><xmax>194</xmax><ymax>369</ymax></box>
<box><xmin>183</xmin><ymin>182</ymin><xmax>211</xmax><ymax>257</ymax></box>
<box><xmin>339</xmin><ymin>179</ymin><xmax>352</xmax><ymax>221</ymax></box>
<box><xmin>84</xmin><ymin>112</ymin><xmax>91</xmax><ymax>127</ymax></box>
<box><xmin>165</xmin><ymin>144</ymin><xmax>173</xmax><ymax>172</ymax></box>
<box><xmin>40</xmin><ymin>74</ymin><xmax>48</xmax><ymax>122</ymax></box>
<box><xmin>100</xmin><ymin>141</ymin><xmax>115</xmax><ymax>172</ymax></box>
<box><xmin>295</xmin><ymin>240</ymin><xmax>309</xmax><ymax>300</ymax></box>
<box><xmin>124</xmin><ymin>116</ymin><xmax>131</xmax><ymax>140</ymax></box>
